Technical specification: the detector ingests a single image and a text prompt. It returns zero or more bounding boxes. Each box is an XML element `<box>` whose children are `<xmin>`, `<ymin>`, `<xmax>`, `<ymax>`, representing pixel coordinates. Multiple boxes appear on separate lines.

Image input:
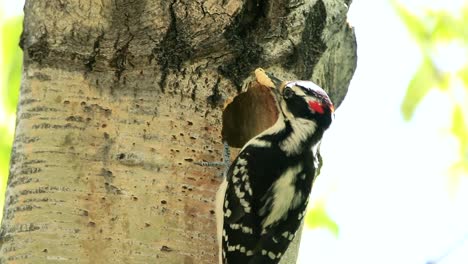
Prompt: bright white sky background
<box><xmin>1</xmin><ymin>0</ymin><xmax>468</xmax><ymax>264</ymax></box>
<box><xmin>299</xmin><ymin>1</ymin><xmax>468</xmax><ymax>264</ymax></box>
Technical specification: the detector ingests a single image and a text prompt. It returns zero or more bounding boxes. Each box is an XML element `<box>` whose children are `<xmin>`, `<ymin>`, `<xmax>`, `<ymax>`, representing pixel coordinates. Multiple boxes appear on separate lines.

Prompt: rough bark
<box><xmin>0</xmin><ymin>0</ymin><xmax>356</xmax><ymax>263</ymax></box>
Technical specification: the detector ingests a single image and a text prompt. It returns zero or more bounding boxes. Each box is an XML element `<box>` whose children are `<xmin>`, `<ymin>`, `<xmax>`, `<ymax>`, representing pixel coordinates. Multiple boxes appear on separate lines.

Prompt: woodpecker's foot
<box><xmin>194</xmin><ymin>161</ymin><xmax>228</xmax><ymax>167</ymax></box>
<box><xmin>195</xmin><ymin>142</ymin><xmax>231</xmax><ymax>177</ymax></box>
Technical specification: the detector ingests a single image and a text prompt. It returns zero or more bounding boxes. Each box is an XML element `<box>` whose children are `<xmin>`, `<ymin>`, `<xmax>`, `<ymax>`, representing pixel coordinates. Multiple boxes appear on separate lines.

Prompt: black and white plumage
<box><xmin>217</xmin><ymin>77</ymin><xmax>334</xmax><ymax>264</ymax></box>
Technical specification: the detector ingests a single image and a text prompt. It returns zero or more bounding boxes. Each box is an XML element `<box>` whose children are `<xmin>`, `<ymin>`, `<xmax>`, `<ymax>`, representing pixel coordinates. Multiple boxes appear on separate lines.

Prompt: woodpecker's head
<box><xmin>253</xmin><ymin>68</ymin><xmax>334</xmax><ymax>130</ymax></box>
<box><xmin>275</xmin><ymin>81</ymin><xmax>334</xmax><ymax>130</ymax></box>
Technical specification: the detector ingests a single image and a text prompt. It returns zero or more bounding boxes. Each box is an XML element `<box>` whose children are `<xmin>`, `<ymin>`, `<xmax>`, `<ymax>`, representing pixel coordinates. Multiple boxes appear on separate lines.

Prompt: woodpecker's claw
<box><xmin>195</xmin><ymin>141</ymin><xmax>231</xmax><ymax>177</ymax></box>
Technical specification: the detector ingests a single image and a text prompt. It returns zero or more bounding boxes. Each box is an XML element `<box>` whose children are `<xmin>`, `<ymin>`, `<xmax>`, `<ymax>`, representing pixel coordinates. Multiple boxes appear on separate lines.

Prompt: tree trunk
<box><xmin>0</xmin><ymin>0</ymin><xmax>356</xmax><ymax>263</ymax></box>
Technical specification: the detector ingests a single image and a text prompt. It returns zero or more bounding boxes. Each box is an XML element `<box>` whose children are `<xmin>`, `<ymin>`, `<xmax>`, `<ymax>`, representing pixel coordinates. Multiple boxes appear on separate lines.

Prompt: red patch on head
<box><xmin>308</xmin><ymin>100</ymin><xmax>324</xmax><ymax>114</ymax></box>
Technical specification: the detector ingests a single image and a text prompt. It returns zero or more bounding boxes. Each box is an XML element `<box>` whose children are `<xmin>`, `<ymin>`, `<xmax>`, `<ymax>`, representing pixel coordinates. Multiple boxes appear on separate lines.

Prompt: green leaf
<box><xmin>451</xmin><ymin>104</ymin><xmax>468</xmax><ymax>157</ymax></box>
<box><xmin>392</xmin><ymin>1</ymin><xmax>430</xmax><ymax>45</ymax></box>
<box><xmin>305</xmin><ymin>201</ymin><xmax>339</xmax><ymax>237</ymax></box>
<box><xmin>436</xmin><ymin>72</ymin><xmax>451</xmax><ymax>91</ymax></box>
<box><xmin>401</xmin><ymin>57</ymin><xmax>436</xmax><ymax>120</ymax></box>
<box><xmin>1</xmin><ymin>16</ymin><xmax>23</xmax><ymax>66</ymax></box>
<box><xmin>4</xmin><ymin>51</ymin><xmax>22</xmax><ymax>113</ymax></box>
<box><xmin>0</xmin><ymin>16</ymin><xmax>23</xmax><ymax>222</ymax></box>
<box><xmin>430</xmin><ymin>10</ymin><xmax>459</xmax><ymax>41</ymax></box>
<box><xmin>461</xmin><ymin>5</ymin><xmax>468</xmax><ymax>42</ymax></box>
<box><xmin>1</xmin><ymin>16</ymin><xmax>23</xmax><ymax>114</ymax></box>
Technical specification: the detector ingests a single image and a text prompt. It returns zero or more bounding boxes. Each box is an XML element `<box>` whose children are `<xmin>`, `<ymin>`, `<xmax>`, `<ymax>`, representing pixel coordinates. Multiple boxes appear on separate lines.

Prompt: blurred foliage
<box><xmin>305</xmin><ymin>200</ymin><xmax>339</xmax><ymax>237</ymax></box>
<box><xmin>0</xmin><ymin>15</ymin><xmax>23</xmax><ymax>222</ymax></box>
<box><xmin>2</xmin><ymin>16</ymin><xmax>22</xmax><ymax>112</ymax></box>
<box><xmin>393</xmin><ymin>2</ymin><xmax>468</xmax><ymax>185</ymax></box>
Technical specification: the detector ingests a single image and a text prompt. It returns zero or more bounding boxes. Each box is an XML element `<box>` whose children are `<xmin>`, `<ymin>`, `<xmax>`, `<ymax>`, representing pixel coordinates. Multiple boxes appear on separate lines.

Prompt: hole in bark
<box><xmin>160</xmin><ymin>245</ymin><xmax>172</xmax><ymax>252</ymax></box>
<box><xmin>222</xmin><ymin>73</ymin><xmax>280</xmax><ymax>148</ymax></box>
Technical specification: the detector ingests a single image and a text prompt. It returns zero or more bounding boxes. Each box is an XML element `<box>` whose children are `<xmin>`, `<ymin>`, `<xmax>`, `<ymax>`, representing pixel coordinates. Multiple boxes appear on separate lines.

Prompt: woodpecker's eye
<box><xmin>283</xmin><ymin>87</ymin><xmax>294</xmax><ymax>99</ymax></box>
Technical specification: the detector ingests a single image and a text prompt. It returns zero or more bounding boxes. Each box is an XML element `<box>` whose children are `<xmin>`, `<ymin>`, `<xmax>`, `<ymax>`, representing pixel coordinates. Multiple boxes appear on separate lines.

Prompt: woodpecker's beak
<box><xmin>271</xmin><ymin>86</ymin><xmax>282</xmax><ymax>102</ymax></box>
<box><xmin>264</xmin><ymin>73</ymin><xmax>284</xmax><ymax>103</ymax></box>
<box><xmin>265</xmin><ymin>73</ymin><xmax>282</xmax><ymax>88</ymax></box>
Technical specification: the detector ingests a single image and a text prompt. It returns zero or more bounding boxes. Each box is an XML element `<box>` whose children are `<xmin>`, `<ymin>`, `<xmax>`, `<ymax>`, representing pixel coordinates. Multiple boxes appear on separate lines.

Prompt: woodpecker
<box><xmin>217</xmin><ymin>69</ymin><xmax>334</xmax><ymax>264</ymax></box>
